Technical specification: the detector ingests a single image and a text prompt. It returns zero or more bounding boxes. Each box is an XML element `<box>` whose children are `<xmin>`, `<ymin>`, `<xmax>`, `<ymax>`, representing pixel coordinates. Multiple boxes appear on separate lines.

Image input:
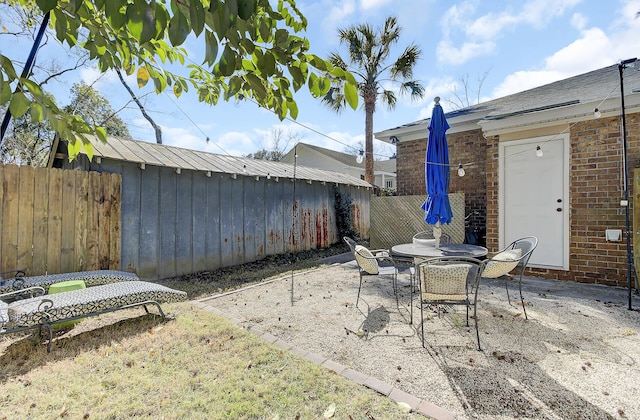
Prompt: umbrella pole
<box><xmin>434</xmin><ymin>221</ymin><xmax>442</xmax><ymax>249</ymax></box>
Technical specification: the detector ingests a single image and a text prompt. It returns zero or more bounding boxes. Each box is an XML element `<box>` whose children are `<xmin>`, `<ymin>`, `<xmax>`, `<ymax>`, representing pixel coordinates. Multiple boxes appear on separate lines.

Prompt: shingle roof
<box><xmin>286</xmin><ymin>142</ymin><xmax>396</xmax><ymax>173</ymax></box>
<box><xmin>380</xmin><ymin>63</ymin><xmax>640</xmax><ymax>134</ymax></box>
<box><xmin>69</xmin><ymin>135</ymin><xmax>372</xmax><ymax>188</ymax></box>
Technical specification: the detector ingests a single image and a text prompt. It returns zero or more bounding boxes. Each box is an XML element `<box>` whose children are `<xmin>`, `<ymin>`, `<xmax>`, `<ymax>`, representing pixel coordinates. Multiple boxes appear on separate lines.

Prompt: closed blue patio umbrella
<box><xmin>421</xmin><ymin>96</ymin><xmax>452</xmax><ymax>248</ymax></box>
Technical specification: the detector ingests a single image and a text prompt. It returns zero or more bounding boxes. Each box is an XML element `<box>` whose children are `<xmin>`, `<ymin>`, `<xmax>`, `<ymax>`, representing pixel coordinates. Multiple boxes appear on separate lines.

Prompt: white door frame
<box><xmin>498</xmin><ymin>134</ymin><xmax>570</xmax><ymax>270</ymax></box>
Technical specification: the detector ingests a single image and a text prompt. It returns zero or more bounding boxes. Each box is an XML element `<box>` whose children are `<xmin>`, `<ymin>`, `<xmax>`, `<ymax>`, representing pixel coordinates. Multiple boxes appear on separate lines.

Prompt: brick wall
<box><xmin>397</xmin><ymin>129</ymin><xmax>487</xmax><ymax>242</ymax></box>
<box><xmin>397</xmin><ymin>112</ymin><xmax>640</xmax><ymax>287</ymax></box>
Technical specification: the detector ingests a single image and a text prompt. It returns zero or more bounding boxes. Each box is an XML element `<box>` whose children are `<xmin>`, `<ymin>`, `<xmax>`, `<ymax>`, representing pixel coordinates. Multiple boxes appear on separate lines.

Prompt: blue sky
<box><xmin>2</xmin><ymin>0</ymin><xmax>640</xmax><ymax>160</ymax></box>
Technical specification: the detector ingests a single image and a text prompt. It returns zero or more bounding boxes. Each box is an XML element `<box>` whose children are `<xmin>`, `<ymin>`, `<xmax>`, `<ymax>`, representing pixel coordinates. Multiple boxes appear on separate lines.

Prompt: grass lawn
<box><xmin>1</xmin><ymin>246</ymin><xmax>419</xmax><ymax>419</ymax></box>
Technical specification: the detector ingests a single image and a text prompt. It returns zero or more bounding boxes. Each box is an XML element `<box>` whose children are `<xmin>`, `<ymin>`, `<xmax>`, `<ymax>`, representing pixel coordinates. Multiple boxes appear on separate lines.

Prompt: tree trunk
<box><xmin>364</xmin><ymin>98</ymin><xmax>375</xmax><ymax>185</ymax></box>
<box><xmin>115</xmin><ymin>68</ymin><xmax>163</xmax><ymax>144</ymax></box>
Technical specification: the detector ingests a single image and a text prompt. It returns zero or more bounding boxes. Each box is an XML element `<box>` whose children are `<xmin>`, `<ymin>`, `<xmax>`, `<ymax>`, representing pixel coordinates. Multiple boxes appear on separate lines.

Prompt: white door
<box><xmin>500</xmin><ymin>135</ymin><xmax>568</xmax><ymax>269</ymax></box>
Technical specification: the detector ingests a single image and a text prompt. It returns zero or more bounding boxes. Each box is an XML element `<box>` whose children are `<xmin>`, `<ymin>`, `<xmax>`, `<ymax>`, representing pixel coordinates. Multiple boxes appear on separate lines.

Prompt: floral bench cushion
<box><xmin>0</xmin><ymin>270</ymin><xmax>139</xmax><ymax>294</ymax></box>
<box><xmin>7</xmin><ymin>281</ymin><xmax>187</xmax><ymax>328</ymax></box>
<box><xmin>0</xmin><ymin>300</ymin><xmax>8</xmax><ymax>328</ymax></box>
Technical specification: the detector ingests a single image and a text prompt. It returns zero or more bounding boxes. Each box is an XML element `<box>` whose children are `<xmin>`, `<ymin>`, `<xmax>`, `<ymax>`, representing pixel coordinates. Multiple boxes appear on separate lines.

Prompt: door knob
<box><xmin>556</xmin><ymin>208</ymin><xmax>562</xmax><ymax>212</ymax></box>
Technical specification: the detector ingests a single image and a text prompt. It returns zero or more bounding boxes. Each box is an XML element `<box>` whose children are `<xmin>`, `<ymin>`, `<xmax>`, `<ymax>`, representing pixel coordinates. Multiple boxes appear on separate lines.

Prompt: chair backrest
<box><xmin>482</xmin><ymin>236</ymin><xmax>538</xmax><ymax>278</ymax></box>
<box><xmin>353</xmin><ymin>245</ymin><xmax>380</xmax><ymax>275</ymax></box>
<box><xmin>506</xmin><ymin>236</ymin><xmax>538</xmax><ymax>270</ymax></box>
<box><xmin>419</xmin><ymin>257</ymin><xmax>484</xmax><ymax>301</ymax></box>
<box><xmin>343</xmin><ymin>236</ymin><xmax>357</xmax><ymax>253</ymax></box>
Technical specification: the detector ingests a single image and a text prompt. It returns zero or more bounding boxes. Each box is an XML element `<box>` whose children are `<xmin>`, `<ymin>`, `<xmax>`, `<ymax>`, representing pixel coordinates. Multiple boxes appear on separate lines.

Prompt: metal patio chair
<box><xmin>417</xmin><ymin>256</ymin><xmax>486</xmax><ymax>351</ymax></box>
<box><xmin>482</xmin><ymin>236</ymin><xmax>538</xmax><ymax>319</ymax></box>
<box><xmin>343</xmin><ymin>237</ymin><xmax>398</xmax><ymax>307</ymax></box>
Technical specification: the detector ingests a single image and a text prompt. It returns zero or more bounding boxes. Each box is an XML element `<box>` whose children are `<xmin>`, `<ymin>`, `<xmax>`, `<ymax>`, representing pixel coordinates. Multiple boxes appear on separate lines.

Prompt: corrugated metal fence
<box><xmin>0</xmin><ymin>164</ymin><xmax>121</xmax><ymax>275</ymax></box>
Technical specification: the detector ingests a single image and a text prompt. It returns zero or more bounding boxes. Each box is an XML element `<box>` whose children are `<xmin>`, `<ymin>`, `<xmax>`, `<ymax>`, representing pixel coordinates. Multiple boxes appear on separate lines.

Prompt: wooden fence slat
<box><xmin>46</xmin><ymin>168</ymin><xmax>63</xmax><ymax>274</ymax></box>
<box><xmin>60</xmin><ymin>168</ymin><xmax>76</xmax><ymax>272</ymax></box>
<box><xmin>109</xmin><ymin>172</ymin><xmax>122</xmax><ymax>269</ymax></box>
<box><xmin>32</xmin><ymin>167</ymin><xmax>49</xmax><ymax>275</ymax></box>
<box><xmin>1</xmin><ymin>165</ymin><xmax>20</xmax><ymax>272</ymax></box>
<box><xmin>75</xmin><ymin>170</ymin><xmax>89</xmax><ymax>270</ymax></box>
<box><xmin>87</xmin><ymin>171</ymin><xmax>101</xmax><ymax>270</ymax></box>
<box><xmin>98</xmin><ymin>172</ymin><xmax>111</xmax><ymax>269</ymax></box>
<box><xmin>17</xmin><ymin>166</ymin><xmax>35</xmax><ymax>271</ymax></box>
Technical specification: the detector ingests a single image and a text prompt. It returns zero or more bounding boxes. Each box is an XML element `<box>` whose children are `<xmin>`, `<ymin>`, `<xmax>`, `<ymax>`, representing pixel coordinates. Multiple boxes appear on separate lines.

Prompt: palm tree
<box><xmin>323</xmin><ymin>16</ymin><xmax>424</xmax><ymax>184</ymax></box>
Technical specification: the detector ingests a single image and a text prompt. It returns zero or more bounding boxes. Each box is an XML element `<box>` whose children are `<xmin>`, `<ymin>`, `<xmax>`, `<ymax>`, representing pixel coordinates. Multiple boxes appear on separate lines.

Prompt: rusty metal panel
<box><xmin>158</xmin><ymin>168</ymin><xmax>177</xmax><ymax>278</ymax></box>
<box><xmin>265</xmin><ymin>179</ymin><xmax>285</xmax><ymax>255</ymax></box>
<box><xmin>205</xmin><ymin>174</ymin><xmax>222</xmax><ymax>269</ymax></box>
<box><xmin>369</xmin><ymin>193</ymin><xmax>465</xmax><ymax>249</ymax></box>
<box><xmin>243</xmin><ymin>177</ymin><xmax>257</xmax><ymax>263</ymax></box>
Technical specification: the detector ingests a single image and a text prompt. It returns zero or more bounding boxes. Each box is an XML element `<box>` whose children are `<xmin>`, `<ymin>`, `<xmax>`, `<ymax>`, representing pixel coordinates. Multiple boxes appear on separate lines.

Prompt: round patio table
<box><xmin>391</xmin><ymin>242</ymin><xmax>488</xmax><ymax>259</ymax></box>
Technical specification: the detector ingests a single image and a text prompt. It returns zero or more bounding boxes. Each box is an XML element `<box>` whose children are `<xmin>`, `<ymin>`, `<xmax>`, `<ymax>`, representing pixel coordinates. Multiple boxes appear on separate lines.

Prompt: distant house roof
<box><xmin>49</xmin><ymin>135</ymin><xmax>372</xmax><ymax>188</ymax></box>
<box><xmin>281</xmin><ymin>142</ymin><xmax>396</xmax><ymax>173</ymax></box>
<box><xmin>376</xmin><ymin>63</ymin><xmax>640</xmax><ymax>141</ymax></box>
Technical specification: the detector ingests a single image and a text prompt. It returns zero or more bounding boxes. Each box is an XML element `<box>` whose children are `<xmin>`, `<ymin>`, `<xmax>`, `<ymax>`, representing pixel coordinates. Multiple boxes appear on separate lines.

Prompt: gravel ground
<box><xmin>201</xmin><ymin>260</ymin><xmax>640</xmax><ymax>420</ymax></box>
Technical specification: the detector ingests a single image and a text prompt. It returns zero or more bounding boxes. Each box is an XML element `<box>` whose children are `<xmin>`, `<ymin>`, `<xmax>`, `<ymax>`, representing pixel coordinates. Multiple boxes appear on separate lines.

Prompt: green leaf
<box><xmin>0</xmin><ymin>55</ymin><xmax>18</xmax><ymax>80</ymax></box>
<box><xmin>35</xmin><ymin>0</ymin><xmax>57</xmax><ymax>12</ymax></box>
<box><xmin>257</xmin><ymin>51</ymin><xmax>276</xmax><ymax>75</ymax></box>
<box><xmin>218</xmin><ymin>46</ymin><xmax>236</xmax><ymax>77</ymax></box>
<box><xmin>126</xmin><ymin>0</ymin><xmax>156</xmax><ymax>44</ymax></box>
<box><xmin>30</xmin><ymin>103</ymin><xmax>43</xmax><ymax>122</ymax></box>
<box><xmin>9</xmin><ymin>92</ymin><xmax>30</xmax><ymax>118</ymax></box>
<box><xmin>20</xmin><ymin>79</ymin><xmax>43</xmax><ymax>97</ymax></box>
<box><xmin>95</xmin><ymin>127</ymin><xmax>107</xmax><ymax>143</ymax></box>
<box><xmin>288</xmin><ymin>65</ymin><xmax>304</xmax><ymax>91</ymax></box>
<box><xmin>106</xmin><ymin>0</ymin><xmax>127</xmax><ymax>29</ymax></box>
<box><xmin>275</xmin><ymin>29</ymin><xmax>289</xmax><ymax>48</ymax></box>
<box><xmin>168</xmin><ymin>11</ymin><xmax>189</xmax><ymax>46</ymax></box>
<box><xmin>237</xmin><ymin>0</ymin><xmax>256</xmax><ymax>20</ymax></box>
<box><xmin>189</xmin><ymin>0</ymin><xmax>205</xmax><ymax>36</ymax></box>
<box><xmin>287</xmin><ymin>99</ymin><xmax>298</xmax><ymax>119</ymax></box>
<box><xmin>203</xmin><ymin>30</ymin><xmax>219</xmax><ymax>67</ymax></box>
<box><xmin>344</xmin><ymin>82</ymin><xmax>358</xmax><ymax>110</ymax></box>
<box><xmin>0</xmin><ymin>79</ymin><xmax>12</xmax><ymax>104</ymax></box>
<box><xmin>245</xmin><ymin>73</ymin><xmax>266</xmax><ymax>100</ymax></box>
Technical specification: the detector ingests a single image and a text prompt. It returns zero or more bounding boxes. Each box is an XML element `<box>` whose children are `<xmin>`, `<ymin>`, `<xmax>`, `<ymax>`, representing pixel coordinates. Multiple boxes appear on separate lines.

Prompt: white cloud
<box><xmin>438</xmin><ymin>0</ymin><xmax>582</xmax><ymax>66</ymax></box>
<box><xmin>436</xmin><ymin>39</ymin><xmax>495</xmax><ymax>66</ymax></box>
<box><xmin>492</xmin><ymin>10</ymin><xmax>640</xmax><ymax>99</ymax></box>
<box><xmin>360</xmin><ymin>0</ymin><xmax>393</xmax><ymax>11</ymax></box>
<box><xmin>323</xmin><ymin>0</ymin><xmax>356</xmax><ymax>29</ymax></box>
<box><xmin>571</xmin><ymin>13</ymin><xmax>588</xmax><ymax>30</ymax></box>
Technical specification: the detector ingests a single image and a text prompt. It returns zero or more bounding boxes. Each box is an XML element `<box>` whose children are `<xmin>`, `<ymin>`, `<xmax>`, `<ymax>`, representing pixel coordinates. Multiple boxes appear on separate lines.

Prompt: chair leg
<box><xmin>356</xmin><ymin>273</ymin><xmax>363</xmax><ymax>308</ymax></box>
<box><xmin>420</xmin><ymin>299</ymin><xmax>425</xmax><ymax>348</ymax></box>
<box><xmin>518</xmin><ymin>275</ymin><xmax>528</xmax><ymax>320</ymax></box>
<box><xmin>505</xmin><ymin>281</ymin><xmax>512</xmax><ymax>305</ymax></box>
<box><xmin>474</xmin><ymin>302</ymin><xmax>481</xmax><ymax>351</ymax></box>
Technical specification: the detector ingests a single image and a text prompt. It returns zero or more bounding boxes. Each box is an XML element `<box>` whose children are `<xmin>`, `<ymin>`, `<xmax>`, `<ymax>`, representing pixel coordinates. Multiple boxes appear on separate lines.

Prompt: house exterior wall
<box><xmin>485</xmin><ymin>113</ymin><xmax>640</xmax><ymax>287</ymax></box>
<box><xmin>396</xmin><ymin>128</ymin><xmax>487</xmax><ymax>234</ymax></box>
<box><xmin>395</xmin><ymin>113</ymin><xmax>640</xmax><ymax>287</ymax></box>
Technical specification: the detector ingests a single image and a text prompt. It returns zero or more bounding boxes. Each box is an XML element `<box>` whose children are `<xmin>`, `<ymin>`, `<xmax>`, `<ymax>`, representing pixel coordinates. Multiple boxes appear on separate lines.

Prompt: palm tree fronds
<box><xmin>400</xmin><ymin>81</ymin><xmax>425</xmax><ymax>101</ymax></box>
<box><xmin>379</xmin><ymin>89</ymin><xmax>397</xmax><ymax>110</ymax></box>
<box><xmin>390</xmin><ymin>44</ymin><xmax>421</xmax><ymax>79</ymax></box>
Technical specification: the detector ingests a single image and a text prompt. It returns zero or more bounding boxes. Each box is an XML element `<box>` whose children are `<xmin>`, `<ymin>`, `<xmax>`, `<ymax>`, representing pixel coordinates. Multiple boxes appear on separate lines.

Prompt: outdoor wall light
<box><xmin>594</xmin><ymin>108</ymin><xmax>602</xmax><ymax>118</ymax></box>
<box><xmin>243</xmin><ymin>164</ymin><xmax>247</xmax><ymax>173</ymax></box>
<box><xmin>536</xmin><ymin>146</ymin><xmax>544</xmax><ymax>158</ymax></box>
<box><xmin>267</xmin><ymin>173</ymin><xmax>271</xmax><ymax>180</ymax></box>
<box><xmin>457</xmin><ymin>164</ymin><xmax>465</xmax><ymax>177</ymax></box>
<box><xmin>356</xmin><ymin>149</ymin><xmax>364</xmax><ymax>164</ymax></box>
<box><xmin>390</xmin><ymin>135</ymin><xmax>399</xmax><ymax>144</ymax></box>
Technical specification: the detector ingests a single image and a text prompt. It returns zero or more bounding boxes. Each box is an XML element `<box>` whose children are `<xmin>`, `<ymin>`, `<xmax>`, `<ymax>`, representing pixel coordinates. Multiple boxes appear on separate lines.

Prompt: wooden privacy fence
<box><xmin>0</xmin><ymin>164</ymin><xmax>121</xmax><ymax>276</ymax></box>
<box><xmin>369</xmin><ymin>193</ymin><xmax>466</xmax><ymax>249</ymax></box>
